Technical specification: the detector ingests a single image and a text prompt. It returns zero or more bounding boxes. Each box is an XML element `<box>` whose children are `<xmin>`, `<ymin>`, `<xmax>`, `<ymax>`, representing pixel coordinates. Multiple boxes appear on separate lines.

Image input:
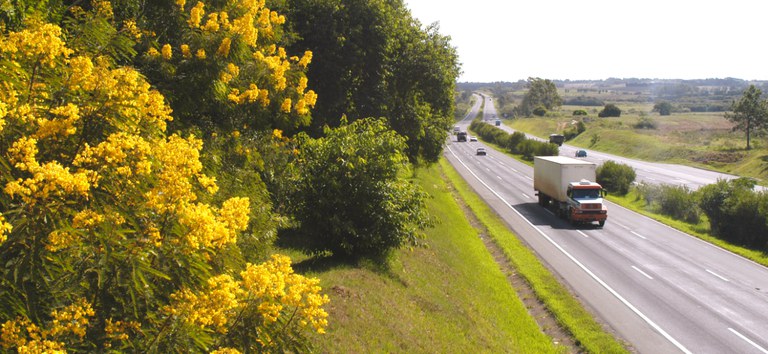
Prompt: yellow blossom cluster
<box><xmin>176</xmin><ymin>197</ymin><xmax>250</xmax><ymax>250</ymax></box>
<box><xmin>0</xmin><ymin>20</ymin><xmax>73</xmax><ymax>67</ymax></box>
<box><xmin>162</xmin><ymin>43</ymin><xmax>172</xmax><ymax>59</ymax></box>
<box><xmin>166</xmin><ymin>254</ymin><xmax>329</xmax><ymax>338</ymax></box>
<box><xmin>4</xmin><ymin>137</ymin><xmax>92</xmax><ymax>205</ymax></box>
<box><xmin>122</xmin><ymin>20</ymin><xmax>142</xmax><ymax>39</ymax></box>
<box><xmin>1</xmin><ymin>299</ymin><xmax>94</xmax><ymax>351</ymax></box>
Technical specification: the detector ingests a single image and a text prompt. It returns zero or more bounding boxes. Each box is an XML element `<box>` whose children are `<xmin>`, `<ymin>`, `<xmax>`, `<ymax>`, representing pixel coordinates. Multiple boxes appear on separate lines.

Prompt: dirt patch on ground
<box><xmin>443</xmin><ymin>172</ymin><xmax>583</xmax><ymax>352</ymax></box>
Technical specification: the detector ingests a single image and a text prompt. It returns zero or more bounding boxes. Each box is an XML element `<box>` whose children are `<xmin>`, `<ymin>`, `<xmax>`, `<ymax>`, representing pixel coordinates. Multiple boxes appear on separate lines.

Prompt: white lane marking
<box><xmin>445</xmin><ymin>145</ymin><xmax>691</xmax><ymax>354</ymax></box>
<box><xmin>521</xmin><ymin>193</ymin><xmax>531</xmax><ymax>200</ymax></box>
<box><xmin>497</xmin><ymin>176</ymin><xmax>502</xmax><ymax>180</ymax></box>
<box><xmin>705</xmin><ymin>269</ymin><xmax>730</xmax><ymax>282</ymax></box>
<box><xmin>509</xmin><ymin>167</ymin><xmax>518</xmax><ymax>173</ymax></box>
<box><xmin>615</xmin><ymin>222</ymin><xmax>630</xmax><ymax>230</ymax></box>
<box><xmin>524</xmin><ymin>176</ymin><xmax>533</xmax><ymax>181</ymax></box>
<box><xmin>630</xmin><ymin>231</ymin><xmax>647</xmax><ymax>240</ymax></box>
<box><xmin>632</xmin><ymin>266</ymin><xmax>654</xmax><ymax>280</ymax></box>
<box><xmin>728</xmin><ymin>328</ymin><xmax>768</xmax><ymax>354</ymax></box>
<box><xmin>486</xmin><ymin>168</ymin><xmax>491</xmax><ymax>172</ymax></box>
<box><xmin>576</xmin><ymin>230</ymin><xmax>589</xmax><ymax>238</ymax></box>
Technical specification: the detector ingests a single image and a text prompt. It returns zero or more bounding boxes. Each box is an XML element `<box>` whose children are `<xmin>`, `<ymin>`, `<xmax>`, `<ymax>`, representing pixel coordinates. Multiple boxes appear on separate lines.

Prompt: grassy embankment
<box><xmin>288</xmin><ymin>163</ymin><xmax>566</xmax><ymax>353</ymax></box>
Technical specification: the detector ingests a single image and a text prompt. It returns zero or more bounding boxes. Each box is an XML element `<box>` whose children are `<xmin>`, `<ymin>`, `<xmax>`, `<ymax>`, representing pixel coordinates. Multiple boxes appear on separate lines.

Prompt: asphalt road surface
<box><xmin>446</xmin><ymin>95</ymin><xmax>768</xmax><ymax>353</ymax></box>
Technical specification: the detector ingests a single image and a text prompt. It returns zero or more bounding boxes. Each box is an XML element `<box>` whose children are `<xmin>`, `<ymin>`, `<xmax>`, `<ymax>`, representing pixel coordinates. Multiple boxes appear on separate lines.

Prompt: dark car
<box><xmin>575</xmin><ymin>149</ymin><xmax>587</xmax><ymax>157</ymax></box>
<box><xmin>476</xmin><ymin>147</ymin><xmax>487</xmax><ymax>156</ymax></box>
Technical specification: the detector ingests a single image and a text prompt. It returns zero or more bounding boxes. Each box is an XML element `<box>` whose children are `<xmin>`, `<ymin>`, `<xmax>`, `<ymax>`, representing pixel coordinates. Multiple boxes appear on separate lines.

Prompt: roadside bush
<box><xmin>507</xmin><ymin>131</ymin><xmax>527</xmax><ymax>153</ymax></box>
<box><xmin>698</xmin><ymin>178</ymin><xmax>768</xmax><ymax>249</ymax></box>
<box><xmin>532</xmin><ymin>106</ymin><xmax>547</xmax><ymax>116</ymax></box>
<box><xmin>596</xmin><ymin>161</ymin><xmax>636</xmax><ymax>195</ymax></box>
<box><xmin>288</xmin><ymin>118</ymin><xmax>432</xmax><ymax>259</ymax></box>
<box><xmin>573</xmin><ymin>109</ymin><xmax>588</xmax><ymax>116</ymax></box>
<box><xmin>656</xmin><ymin>185</ymin><xmax>700</xmax><ymax>223</ymax></box>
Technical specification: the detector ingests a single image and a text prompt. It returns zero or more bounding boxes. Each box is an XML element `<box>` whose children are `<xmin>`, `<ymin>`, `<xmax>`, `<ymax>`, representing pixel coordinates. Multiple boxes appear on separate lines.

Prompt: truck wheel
<box><xmin>598</xmin><ymin>221</ymin><xmax>605</xmax><ymax>227</ymax></box>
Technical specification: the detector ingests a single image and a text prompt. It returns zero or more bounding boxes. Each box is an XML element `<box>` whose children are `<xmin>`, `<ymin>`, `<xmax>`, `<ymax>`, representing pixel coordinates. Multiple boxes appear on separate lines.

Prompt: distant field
<box><xmin>507</xmin><ymin>109</ymin><xmax>768</xmax><ymax>181</ymax></box>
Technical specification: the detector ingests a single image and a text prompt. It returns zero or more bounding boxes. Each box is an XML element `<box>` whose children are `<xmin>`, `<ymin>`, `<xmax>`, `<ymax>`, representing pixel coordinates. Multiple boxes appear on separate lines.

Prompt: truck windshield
<box><xmin>572</xmin><ymin>189</ymin><xmax>600</xmax><ymax>199</ymax></box>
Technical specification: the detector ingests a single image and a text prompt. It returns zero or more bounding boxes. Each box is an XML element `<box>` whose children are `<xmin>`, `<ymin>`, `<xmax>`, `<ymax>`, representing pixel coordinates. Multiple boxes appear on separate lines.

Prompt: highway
<box><xmin>444</xmin><ymin>95</ymin><xmax>768</xmax><ymax>353</ymax></box>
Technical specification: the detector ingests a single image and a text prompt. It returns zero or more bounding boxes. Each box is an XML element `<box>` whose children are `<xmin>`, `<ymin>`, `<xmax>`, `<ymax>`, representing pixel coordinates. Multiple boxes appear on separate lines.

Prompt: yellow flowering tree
<box><xmin>129</xmin><ymin>0</ymin><xmax>317</xmax><ymax>134</ymax></box>
<box><xmin>0</xmin><ymin>10</ymin><xmax>327</xmax><ymax>352</ymax></box>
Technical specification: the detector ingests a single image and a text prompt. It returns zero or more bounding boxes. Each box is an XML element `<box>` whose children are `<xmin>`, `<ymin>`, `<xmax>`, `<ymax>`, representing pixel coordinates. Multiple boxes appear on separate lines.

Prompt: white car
<box><xmin>470</xmin><ymin>136</ymin><xmax>478</xmax><ymax>142</ymax></box>
<box><xmin>476</xmin><ymin>147</ymin><xmax>487</xmax><ymax>156</ymax></box>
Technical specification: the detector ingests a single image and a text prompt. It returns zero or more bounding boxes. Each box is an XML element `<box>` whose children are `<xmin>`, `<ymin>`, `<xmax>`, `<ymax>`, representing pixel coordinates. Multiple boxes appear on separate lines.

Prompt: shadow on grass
<box><xmin>277</xmin><ymin>230</ymin><xmax>406</xmax><ymax>284</ymax></box>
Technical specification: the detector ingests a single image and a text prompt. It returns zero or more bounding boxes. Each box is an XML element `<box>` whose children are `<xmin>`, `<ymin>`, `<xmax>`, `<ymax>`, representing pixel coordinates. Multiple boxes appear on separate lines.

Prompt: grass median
<box><xmin>439</xmin><ymin>158</ymin><xmax>629</xmax><ymax>353</ymax></box>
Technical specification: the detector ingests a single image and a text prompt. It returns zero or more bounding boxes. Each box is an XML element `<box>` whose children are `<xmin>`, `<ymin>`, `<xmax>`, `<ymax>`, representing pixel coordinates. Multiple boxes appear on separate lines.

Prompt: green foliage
<box><xmin>517</xmin><ymin>77</ymin><xmax>562</xmax><ymax>117</ymax></box>
<box><xmin>724</xmin><ymin>85</ymin><xmax>768</xmax><ymax>150</ymax></box>
<box><xmin>596</xmin><ymin>160</ymin><xmax>635</xmax><ymax>195</ymax></box>
<box><xmin>284</xmin><ymin>0</ymin><xmax>461</xmax><ymax>163</ymax></box>
<box><xmin>635</xmin><ymin>183</ymin><xmax>700</xmax><ymax>223</ymax></box>
<box><xmin>598</xmin><ymin>103</ymin><xmax>622</xmax><ymax>117</ymax></box>
<box><xmin>532</xmin><ymin>106</ymin><xmax>547</xmax><ymax>116</ymax></box>
<box><xmin>286</xmin><ymin>118</ymin><xmax>432</xmax><ymax>259</ymax></box>
<box><xmin>572</xmin><ymin>109</ymin><xmax>588</xmax><ymax>116</ymax></box>
<box><xmin>653</xmin><ymin>101</ymin><xmax>673</xmax><ymax>115</ymax></box>
<box><xmin>698</xmin><ymin>178</ymin><xmax>768</xmax><ymax>248</ymax></box>
<box><xmin>469</xmin><ymin>120</ymin><xmax>557</xmax><ymax>160</ymax></box>
<box><xmin>634</xmin><ymin>116</ymin><xmax>657</xmax><ymax>129</ymax></box>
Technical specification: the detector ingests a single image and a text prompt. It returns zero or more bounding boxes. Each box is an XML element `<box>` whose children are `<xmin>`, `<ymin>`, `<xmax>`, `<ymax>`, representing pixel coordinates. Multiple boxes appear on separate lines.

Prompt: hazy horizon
<box><xmin>405</xmin><ymin>0</ymin><xmax>768</xmax><ymax>83</ymax></box>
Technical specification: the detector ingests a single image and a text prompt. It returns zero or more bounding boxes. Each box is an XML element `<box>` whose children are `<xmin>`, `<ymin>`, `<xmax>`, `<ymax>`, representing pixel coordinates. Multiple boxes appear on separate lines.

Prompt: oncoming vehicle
<box><xmin>533</xmin><ymin>156</ymin><xmax>607</xmax><ymax>227</ymax></box>
<box><xmin>575</xmin><ymin>149</ymin><xmax>587</xmax><ymax>157</ymax></box>
<box><xmin>476</xmin><ymin>147</ymin><xmax>487</xmax><ymax>156</ymax></box>
<box><xmin>470</xmin><ymin>136</ymin><xmax>478</xmax><ymax>142</ymax></box>
<box><xmin>549</xmin><ymin>134</ymin><xmax>565</xmax><ymax>146</ymax></box>
<box><xmin>453</xmin><ymin>125</ymin><xmax>460</xmax><ymax>135</ymax></box>
<box><xmin>457</xmin><ymin>131</ymin><xmax>467</xmax><ymax>142</ymax></box>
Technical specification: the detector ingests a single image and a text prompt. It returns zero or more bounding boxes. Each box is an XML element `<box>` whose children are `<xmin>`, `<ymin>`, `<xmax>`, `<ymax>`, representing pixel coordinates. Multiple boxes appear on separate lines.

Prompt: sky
<box><xmin>404</xmin><ymin>0</ymin><xmax>768</xmax><ymax>82</ymax></box>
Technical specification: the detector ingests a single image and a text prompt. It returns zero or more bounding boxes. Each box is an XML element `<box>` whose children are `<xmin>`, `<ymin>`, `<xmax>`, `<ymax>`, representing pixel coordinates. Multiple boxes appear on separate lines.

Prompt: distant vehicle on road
<box><xmin>470</xmin><ymin>136</ymin><xmax>478</xmax><ymax>142</ymax></box>
<box><xmin>495</xmin><ymin>120</ymin><xmax>501</xmax><ymax>126</ymax></box>
<box><xmin>549</xmin><ymin>134</ymin><xmax>565</xmax><ymax>146</ymax></box>
<box><xmin>457</xmin><ymin>131</ymin><xmax>467</xmax><ymax>142</ymax></box>
<box><xmin>453</xmin><ymin>125</ymin><xmax>460</xmax><ymax>135</ymax></box>
<box><xmin>476</xmin><ymin>147</ymin><xmax>486</xmax><ymax>156</ymax></box>
<box><xmin>575</xmin><ymin>149</ymin><xmax>587</xmax><ymax>157</ymax></box>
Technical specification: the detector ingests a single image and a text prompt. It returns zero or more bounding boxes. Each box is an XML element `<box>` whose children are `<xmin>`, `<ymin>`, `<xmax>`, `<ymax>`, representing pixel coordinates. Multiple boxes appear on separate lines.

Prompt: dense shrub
<box><xmin>532</xmin><ymin>106</ymin><xmax>547</xmax><ymax>116</ymax></box>
<box><xmin>288</xmin><ymin>118</ymin><xmax>432</xmax><ymax>259</ymax></box>
<box><xmin>469</xmin><ymin>120</ymin><xmax>557</xmax><ymax>159</ymax></box>
<box><xmin>636</xmin><ymin>183</ymin><xmax>700</xmax><ymax>223</ymax></box>
<box><xmin>698</xmin><ymin>178</ymin><xmax>768</xmax><ymax>249</ymax></box>
<box><xmin>598</xmin><ymin>104</ymin><xmax>622</xmax><ymax>117</ymax></box>
<box><xmin>596</xmin><ymin>161</ymin><xmax>636</xmax><ymax>195</ymax></box>
<box><xmin>573</xmin><ymin>109</ymin><xmax>588</xmax><ymax>116</ymax></box>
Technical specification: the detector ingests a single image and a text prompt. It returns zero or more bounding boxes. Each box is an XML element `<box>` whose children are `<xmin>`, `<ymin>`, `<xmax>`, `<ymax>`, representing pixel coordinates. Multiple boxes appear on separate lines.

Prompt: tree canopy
<box><xmin>284</xmin><ymin>0</ymin><xmax>461</xmax><ymax>162</ymax></box>
<box><xmin>517</xmin><ymin>77</ymin><xmax>562</xmax><ymax>117</ymax></box>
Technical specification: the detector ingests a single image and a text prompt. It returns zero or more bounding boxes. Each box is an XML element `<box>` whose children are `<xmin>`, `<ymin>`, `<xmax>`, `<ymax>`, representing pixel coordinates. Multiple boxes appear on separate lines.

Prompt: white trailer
<box><xmin>534</xmin><ymin>156</ymin><xmax>607</xmax><ymax>227</ymax></box>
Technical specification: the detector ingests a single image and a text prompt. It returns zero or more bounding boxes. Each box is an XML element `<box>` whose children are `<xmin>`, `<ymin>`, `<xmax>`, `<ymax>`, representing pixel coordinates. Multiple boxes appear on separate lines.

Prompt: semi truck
<box><xmin>533</xmin><ymin>156</ymin><xmax>607</xmax><ymax>227</ymax></box>
<box><xmin>457</xmin><ymin>131</ymin><xmax>467</xmax><ymax>142</ymax></box>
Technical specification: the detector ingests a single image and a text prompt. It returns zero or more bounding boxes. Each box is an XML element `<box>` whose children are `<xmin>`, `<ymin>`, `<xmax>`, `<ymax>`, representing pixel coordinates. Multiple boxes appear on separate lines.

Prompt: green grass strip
<box><xmin>439</xmin><ymin>158</ymin><xmax>629</xmax><ymax>353</ymax></box>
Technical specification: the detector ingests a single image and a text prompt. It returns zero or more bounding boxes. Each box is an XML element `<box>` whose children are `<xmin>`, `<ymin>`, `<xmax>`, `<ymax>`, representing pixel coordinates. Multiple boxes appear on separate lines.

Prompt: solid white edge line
<box><xmin>705</xmin><ymin>269</ymin><xmax>730</xmax><ymax>282</ymax></box>
<box><xmin>445</xmin><ymin>145</ymin><xmax>692</xmax><ymax>354</ymax></box>
<box><xmin>632</xmin><ymin>266</ymin><xmax>654</xmax><ymax>280</ymax></box>
<box><xmin>728</xmin><ymin>328</ymin><xmax>768</xmax><ymax>354</ymax></box>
